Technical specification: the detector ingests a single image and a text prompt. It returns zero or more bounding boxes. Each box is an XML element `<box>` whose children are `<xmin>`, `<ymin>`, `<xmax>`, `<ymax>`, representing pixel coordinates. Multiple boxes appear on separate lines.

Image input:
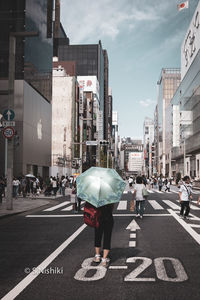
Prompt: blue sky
<box><xmin>61</xmin><ymin>0</ymin><xmax>199</xmax><ymax>139</ymax></box>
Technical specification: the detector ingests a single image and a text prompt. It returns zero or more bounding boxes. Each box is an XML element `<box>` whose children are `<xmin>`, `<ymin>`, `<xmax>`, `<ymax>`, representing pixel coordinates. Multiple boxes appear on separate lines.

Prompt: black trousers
<box><xmin>180</xmin><ymin>201</ymin><xmax>190</xmax><ymax>217</ymax></box>
<box><xmin>94</xmin><ymin>217</ymin><xmax>114</xmax><ymax>250</ymax></box>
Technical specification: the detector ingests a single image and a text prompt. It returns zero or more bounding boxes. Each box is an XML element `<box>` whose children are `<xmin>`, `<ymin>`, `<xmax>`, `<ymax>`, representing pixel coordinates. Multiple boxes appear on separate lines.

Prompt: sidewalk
<box><xmin>0</xmin><ymin>191</ymin><xmax>70</xmax><ymax>219</ymax></box>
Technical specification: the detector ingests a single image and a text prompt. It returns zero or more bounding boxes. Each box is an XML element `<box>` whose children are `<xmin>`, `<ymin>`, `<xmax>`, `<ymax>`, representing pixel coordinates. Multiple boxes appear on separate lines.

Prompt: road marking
<box><xmin>147</xmin><ymin>190</ymin><xmax>154</xmax><ymax>193</ymax></box>
<box><xmin>130</xmin><ymin>233</ymin><xmax>136</xmax><ymax>238</ymax></box>
<box><xmin>61</xmin><ymin>205</ymin><xmax>73</xmax><ymax>211</ymax></box>
<box><xmin>148</xmin><ymin>200</ymin><xmax>164</xmax><ymax>210</ymax></box>
<box><xmin>168</xmin><ymin>209</ymin><xmax>200</xmax><ymax>246</ymax></box>
<box><xmin>190</xmin><ymin>224</ymin><xmax>200</xmax><ymax>228</ymax></box>
<box><xmin>152</xmin><ymin>189</ymin><xmax>163</xmax><ymax>194</ymax></box>
<box><xmin>1</xmin><ymin>224</ymin><xmax>87</xmax><ymax>300</ymax></box>
<box><xmin>171</xmin><ymin>191</ymin><xmax>179</xmax><ymax>194</ymax></box>
<box><xmin>129</xmin><ymin>241</ymin><xmax>136</xmax><ymax>247</ymax></box>
<box><xmin>192</xmin><ymin>191</ymin><xmax>200</xmax><ymax>195</ymax></box>
<box><xmin>43</xmin><ymin>201</ymin><xmax>71</xmax><ymax>211</ymax></box>
<box><xmin>126</xmin><ymin>219</ymin><xmax>140</xmax><ymax>230</ymax></box>
<box><xmin>26</xmin><ymin>213</ymin><xmax>172</xmax><ymax>218</ymax></box>
<box><xmin>109</xmin><ymin>266</ymin><xmax>128</xmax><ymax>270</ymax></box>
<box><xmin>117</xmin><ymin>201</ymin><xmax>127</xmax><ymax>210</ymax></box>
<box><xmin>163</xmin><ymin>200</ymin><xmax>180</xmax><ymax>210</ymax></box>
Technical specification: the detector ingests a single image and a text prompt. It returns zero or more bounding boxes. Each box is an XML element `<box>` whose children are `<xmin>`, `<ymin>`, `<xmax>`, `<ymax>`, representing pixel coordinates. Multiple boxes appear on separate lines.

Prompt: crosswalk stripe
<box><xmin>148</xmin><ymin>200</ymin><xmax>164</xmax><ymax>210</ymax></box>
<box><xmin>147</xmin><ymin>190</ymin><xmax>154</xmax><ymax>194</ymax></box>
<box><xmin>163</xmin><ymin>200</ymin><xmax>180</xmax><ymax>210</ymax></box>
<box><xmin>192</xmin><ymin>191</ymin><xmax>200</xmax><ymax>195</ymax></box>
<box><xmin>117</xmin><ymin>201</ymin><xmax>127</xmax><ymax>210</ymax></box>
<box><xmin>61</xmin><ymin>205</ymin><xmax>73</xmax><ymax>211</ymax></box>
<box><xmin>176</xmin><ymin>200</ymin><xmax>200</xmax><ymax>210</ymax></box>
<box><xmin>152</xmin><ymin>189</ymin><xmax>163</xmax><ymax>194</ymax></box>
<box><xmin>43</xmin><ymin>201</ymin><xmax>71</xmax><ymax>211</ymax></box>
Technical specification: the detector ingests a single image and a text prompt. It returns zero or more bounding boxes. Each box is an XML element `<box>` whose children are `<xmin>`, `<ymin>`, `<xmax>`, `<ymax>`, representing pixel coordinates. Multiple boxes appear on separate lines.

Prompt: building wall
<box><xmin>51</xmin><ymin>70</ymin><xmax>75</xmax><ymax>176</ymax></box>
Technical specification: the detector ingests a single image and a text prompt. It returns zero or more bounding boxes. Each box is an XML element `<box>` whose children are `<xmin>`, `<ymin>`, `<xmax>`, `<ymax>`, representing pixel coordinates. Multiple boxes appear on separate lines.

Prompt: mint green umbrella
<box><xmin>76</xmin><ymin>167</ymin><xmax>126</xmax><ymax>208</ymax></box>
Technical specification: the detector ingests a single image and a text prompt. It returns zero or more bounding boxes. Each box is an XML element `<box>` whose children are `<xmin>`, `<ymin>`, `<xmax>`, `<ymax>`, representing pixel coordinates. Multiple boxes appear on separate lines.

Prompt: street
<box><xmin>1</xmin><ymin>185</ymin><xmax>200</xmax><ymax>300</ymax></box>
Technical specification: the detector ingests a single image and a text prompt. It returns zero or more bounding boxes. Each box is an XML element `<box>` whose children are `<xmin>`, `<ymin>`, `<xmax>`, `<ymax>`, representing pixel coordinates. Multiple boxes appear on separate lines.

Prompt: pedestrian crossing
<box><xmin>123</xmin><ymin>189</ymin><xmax>200</xmax><ymax>195</ymax></box>
<box><xmin>41</xmin><ymin>199</ymin><xmax>200</xmax><ymax>213</ymax></box>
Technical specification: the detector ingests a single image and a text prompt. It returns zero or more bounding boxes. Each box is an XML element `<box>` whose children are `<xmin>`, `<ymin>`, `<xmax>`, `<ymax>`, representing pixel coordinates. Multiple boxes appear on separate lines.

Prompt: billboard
<box><xmin>181</xmin><ymin>1</ymin><xmax>200</xmax><ymax>79</ymax></box>
<box><xmin>77</xmin><ymin>76</ymin><xmax>99</xmax><ymax>101</ymax></box>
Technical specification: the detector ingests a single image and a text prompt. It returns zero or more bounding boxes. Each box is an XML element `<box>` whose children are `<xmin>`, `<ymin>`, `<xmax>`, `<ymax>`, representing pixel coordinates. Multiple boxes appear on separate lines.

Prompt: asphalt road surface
<box><xmin>1</xmin><ymin>185</ymin><xmax>200</xmax><ymax>300</ymax></box>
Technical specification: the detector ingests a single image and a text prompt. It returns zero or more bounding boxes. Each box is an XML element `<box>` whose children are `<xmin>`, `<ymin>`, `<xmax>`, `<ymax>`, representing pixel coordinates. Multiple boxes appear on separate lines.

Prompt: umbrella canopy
<box><xmin>76</xmin><ymin>167</ymin><xmax>126</xmax><ymax>208</ymax></box>
<box><xmin>25</xmin><ymin>174</ymin><xmax>35</xmax><ymax>178</ymax></box>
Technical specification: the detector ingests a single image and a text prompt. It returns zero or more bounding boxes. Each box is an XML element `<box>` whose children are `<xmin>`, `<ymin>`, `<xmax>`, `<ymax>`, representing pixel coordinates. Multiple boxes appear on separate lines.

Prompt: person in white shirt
<box><xmin>179</xmin><ymin>176</ymin><xmax>193</xmax><ymax>219</ymax></box>
<box><xmin>133</xmin><ymin>176</ymin><xmax>146</xmax><ymax>219</ymax></box>
<box><xmin>12</xmin><ymin>178</ymin><xmax>20</xmax><ymax>199</ymax></box>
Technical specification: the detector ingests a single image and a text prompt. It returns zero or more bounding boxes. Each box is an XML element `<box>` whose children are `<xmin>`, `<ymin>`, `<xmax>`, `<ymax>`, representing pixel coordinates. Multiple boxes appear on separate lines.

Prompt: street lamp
<box><xmin>6</xmin><ymin>31</ymin><xmax>38</xmax><ymax>210</ymax></box>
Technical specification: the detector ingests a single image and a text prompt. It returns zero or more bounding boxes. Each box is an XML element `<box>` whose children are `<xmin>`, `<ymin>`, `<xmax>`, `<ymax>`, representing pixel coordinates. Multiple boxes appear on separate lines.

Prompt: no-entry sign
<box><xmin>2</xmin><ymin>126</ymin><xmax>15</xmax><ymax>139</ymax></box>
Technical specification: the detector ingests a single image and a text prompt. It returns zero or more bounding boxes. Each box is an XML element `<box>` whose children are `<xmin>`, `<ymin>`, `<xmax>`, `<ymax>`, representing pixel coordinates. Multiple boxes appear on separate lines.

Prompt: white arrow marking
<box><xmin>6</xmin><ymin>110</ymin><xmax>12</xmax><ymax>121</ymax></box>
<box><xmin>126</xmin><ymin>219</ymin><xmax>140</xmax><ymax>231</ymax></box>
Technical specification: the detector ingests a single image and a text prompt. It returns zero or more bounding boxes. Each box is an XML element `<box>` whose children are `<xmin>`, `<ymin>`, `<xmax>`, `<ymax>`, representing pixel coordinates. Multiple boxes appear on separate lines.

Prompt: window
<box><xmin>145</xmin><ymin>127</ymin><xmax>149</xmax><ymax>134</ymax></box>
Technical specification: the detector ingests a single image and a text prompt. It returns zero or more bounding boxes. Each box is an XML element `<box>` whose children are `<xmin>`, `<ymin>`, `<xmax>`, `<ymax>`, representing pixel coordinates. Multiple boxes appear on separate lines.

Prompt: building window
<box><xmin>145</xmin><ymin>127</ymin><xmax>149</xmax><ymax>134</ymax></box>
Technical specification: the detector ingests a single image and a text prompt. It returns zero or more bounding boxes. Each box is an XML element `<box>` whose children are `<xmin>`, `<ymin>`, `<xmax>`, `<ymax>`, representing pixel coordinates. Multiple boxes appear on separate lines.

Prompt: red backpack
<box><xmin>83</xmin><ymin>202</ymin><xmax>101</xmax><ymax>228</ymax></box>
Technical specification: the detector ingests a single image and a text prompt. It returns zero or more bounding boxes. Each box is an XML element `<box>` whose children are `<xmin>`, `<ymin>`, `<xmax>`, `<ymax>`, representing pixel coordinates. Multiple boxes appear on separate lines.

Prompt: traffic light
<box><xmin>14</xmin><ymin>131</ymin><xmax>20</xmax><ymax>147</ymax></box>
<box><xmin>99</xmin><ymin>140</ymin><xmax>109</xmax><ymax>146</ymax></box>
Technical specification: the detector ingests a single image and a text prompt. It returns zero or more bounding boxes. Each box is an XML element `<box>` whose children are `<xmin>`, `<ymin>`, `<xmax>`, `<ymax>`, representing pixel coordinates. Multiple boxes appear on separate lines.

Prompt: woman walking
<box><xmin>93</xmin><ymin>203</ymin><xmax>114</xmax><ymax>267</ymax></box>
<box><xmin>133</xmin><ymin>176</ymin><xmax>146</xmax><ymax>219</ymax></box>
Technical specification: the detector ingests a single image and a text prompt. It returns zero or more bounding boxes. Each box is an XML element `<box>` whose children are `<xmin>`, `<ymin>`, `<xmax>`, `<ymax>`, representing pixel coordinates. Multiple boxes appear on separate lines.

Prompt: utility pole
<box><xmin>183</xmin><ymin>139</ymin><xmax>186</xmax><ymax>176</ymax></box>
<box><xmin>79</xmin><ymin>115</ymin><xmax>83</xmax><ymax>174</ymax></box>
<box><xmin>6</xmin><ymin>31</ymin><xmax>38</xmax><ymax>210</ymax></box>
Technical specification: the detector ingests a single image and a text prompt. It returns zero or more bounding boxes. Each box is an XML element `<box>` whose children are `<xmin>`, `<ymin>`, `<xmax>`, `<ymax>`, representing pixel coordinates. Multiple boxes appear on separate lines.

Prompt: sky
<box><xmin>60</xmin><ymin>0</ymin><xmax>199</xmax><ymax>139</ymax></box>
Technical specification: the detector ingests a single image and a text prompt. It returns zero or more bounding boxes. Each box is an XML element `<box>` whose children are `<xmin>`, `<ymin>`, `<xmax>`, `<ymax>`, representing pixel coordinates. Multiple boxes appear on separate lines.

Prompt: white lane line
<box><xmin>148</xmin><ymin>200</ymin><xmax>164</xmax><ymax>210</ymax></box>
<box><xmin>109</xmin><ymin>266</ymin><xmax>128</xmax><ymax>270</ymax></box>
<box><xmin>129</xmin><ymin>241</ymin><xmax>136</xmax><ymax>247</ymax></box>
<box><xmin>43</xmin><ymin>201</ymin><xmax>71</xmax><ymax>212</ymax></box>
<box><xmin>26</xmin><ymin>213</ymin><xmax>172</xmax><ymax>218</ymax></box>
<box><xmin>190</xmin><ymin>224</ymin><xmax>200</xmax><ymax>228</ymax></box>
<box><xmin>1</xmin><ymin>224</ymin><xmax>87</xmax><ymax>300</ymax></box>
<box><xmin>152</xmin><ymin>190</ymin><xmax>163</xmax><ymax>194</ymax></box>
<box><xmin>117</xmin><ymin>201</ymin><xmax>127</xmax><ymax>210</ymax></box>
<box><xmin>147</xmin><ymin>190</ymin><xmax>154</xmax><ymax>193</ymax></box>
<box><xmin>130</xmin><ymin>233</ymin><xmax>136</xmax><ymax>238</ymax></box>
<box><xmin>171</xmin><ymin>191</ymin><xmax>179</xmax><ymax>194</ymax></box>
<box><xmin>61</xmin><ymin>205</ymin><xmax>73</xmax><ymax>211</ymax></box>
<box><xmin>168</xmin><ymin>209</ymin><xmax>200</xmax><ymax>245</ymax></box>
<box><xmin>176</xmin><ymin>200</ymin><xmax>200</xmax><ymax>210</ymax></box>
<box><xmin>163</xmin><ymin>200</ymin><xmax>180</xmax><ymax>210</ymax></box>
<box><xmin>192</xmin><ymin>191</ymin><xmax>200</xmax><ymax>195</ymax></box>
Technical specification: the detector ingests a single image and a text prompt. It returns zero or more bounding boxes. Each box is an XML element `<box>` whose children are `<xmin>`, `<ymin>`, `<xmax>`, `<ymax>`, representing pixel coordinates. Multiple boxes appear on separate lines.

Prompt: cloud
<box><xmin>139</xmin><ymin>99</ymin><xmax>155</xmax><ymax>107</ymax></box>
<box><xmin>61</xmin><ymin>0</ymin><xmax>171</xmax><ymax>44</ymax></box>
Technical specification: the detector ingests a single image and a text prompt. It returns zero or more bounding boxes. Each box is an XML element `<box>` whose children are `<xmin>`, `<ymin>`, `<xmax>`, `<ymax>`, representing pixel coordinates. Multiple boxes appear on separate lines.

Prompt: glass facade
<box><xmin>171</xmin><ymin>49</ymin><xmax>200</xmax><ymax>158</ymax></box>
<box><xmin>0</xmin><ymin>0</ymin><xmax>53</xmax><ymax>102</ymax></box>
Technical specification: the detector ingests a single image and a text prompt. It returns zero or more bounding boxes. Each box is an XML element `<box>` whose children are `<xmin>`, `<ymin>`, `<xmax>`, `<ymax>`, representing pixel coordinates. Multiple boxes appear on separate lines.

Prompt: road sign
<box><xmin>86</xmin><ymin>141</ymin><xmax>98</xmax><ymax>146</ymax></box>
<box><xmin>2</xmin><ymin>121</ymin><xmax>15</xmax><ymax>127</ymax></box>
<box><xmin>2</xmin><ymin>126</ymin><xmax>15</xmax><ymax>139</ymax></box>
<box><xmin>3</xmin><ymin>109</ymin><xmax>15</xmax><ymax>121</ymax></box>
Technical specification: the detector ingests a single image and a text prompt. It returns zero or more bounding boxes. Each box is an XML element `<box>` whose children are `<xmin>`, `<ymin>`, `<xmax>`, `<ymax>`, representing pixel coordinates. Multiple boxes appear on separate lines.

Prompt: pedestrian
<box><xmin>52</xmin><ymin>177</ymin><xmax>57</xmax><ymax>196</ymax></box>
<box><xmin>165</xmin><ymin>180</ymin><xmax>170</xmax><ymax>192</ymax></box>
<box><xmin>21</xmin><ymin>176</ymin><xmax>27</xmax><ymax>198</ymax></box>
<box><xmin>69</xmin><ymin>176</ymin><xmax>74</xmax><ymax>189</ymax></box>
<box><xmin>61</xmin><ymin>176</ymin><xmax>67</xmax><ymax>196</ymax></box>
<box><xmin>12</xmin><ymin>177</ymin><xmax>20</xmax><ymax>199</ymax></box>
<box><xmin>128</xmin><ymin>177</ymin><xmax>133</xmax><ymax>188</ymax></box>
<box><xmin>133</xmin><ymin>176</ymin><xmax>146</xmax><ymax>219</ymax></box>
<box><xmin>150</xmin><ymin>178</ymin><xmax>154</xmax><ymax>189</ymax></box>
<box><xmin>158</xmin><ymin>177</ymin><xmax>163</xmax><ymax>191</ymax></box>
<box><xmin>197</xmin><ymin>195</ymin><xmax>200</xmax><ymax>205</ymax></box>
<box><xmin>93</xmin><ymin>203</ymin><xmax>114</xmax><ymax>267</ymax></box>
<box><xmin>179</xmin><ymin>176</ymin><xmax>193</xmax><ymax>219</ymax></box>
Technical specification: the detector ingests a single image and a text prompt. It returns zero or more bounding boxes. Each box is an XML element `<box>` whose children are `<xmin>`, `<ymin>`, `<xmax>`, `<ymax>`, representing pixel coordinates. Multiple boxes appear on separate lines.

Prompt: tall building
<box><xmin>51</xmin><ymin>65</ymin><xmax>79</xmax><ymax>177</ymax></box>
<box><xmin>157</xmin><ymin>68</ymin><xmax>181</xmax><ymax>176</ymax></box>
<box><xmin>0</xmin><ymin>0</ymin><xmax>54</xmax><ymax>177</ymax></box>
<box><xmin>143</xmin><ymin>117</ymin><xmax>154</xmax><ymax>177</ymax></box>
<box><xmin>103</xmin><ymin>50</ymin><xmax>109</xmax><ymax>140</ymax></box>
<box><xmin>171</xmin><ymin>1</ymin><xmax>200</xmax><ymax>179</ymax></box>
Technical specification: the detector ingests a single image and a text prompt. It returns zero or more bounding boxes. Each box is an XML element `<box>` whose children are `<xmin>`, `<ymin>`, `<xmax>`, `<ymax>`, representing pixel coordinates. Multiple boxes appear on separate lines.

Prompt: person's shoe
<box><xmin>140</xmin><ymin>215</ymin><xmax>143</xmax><ymax>219</ymax></box>
<box><xmin>93</xmin><ymin>254</ymin><xmax>101</xmax><ymax>263</ymax></box>
<box><xmin>136</xmin><ymin>214</ymin><xmax>140</xmax><ymax>218</ymax></box>
<box><xmin>100</xmin><ymin>258</ymin><xmax>110</xmax><ymax>268</ymax></box>
<box><xmin>184</xmin><ymin>216</ymin><xmax>189</xmax><ymax>220</ymax></box>
<box><xmin>179</xmin><ymin>215</ymin><xmax>184</xmax><ymax>219</ymax></box>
